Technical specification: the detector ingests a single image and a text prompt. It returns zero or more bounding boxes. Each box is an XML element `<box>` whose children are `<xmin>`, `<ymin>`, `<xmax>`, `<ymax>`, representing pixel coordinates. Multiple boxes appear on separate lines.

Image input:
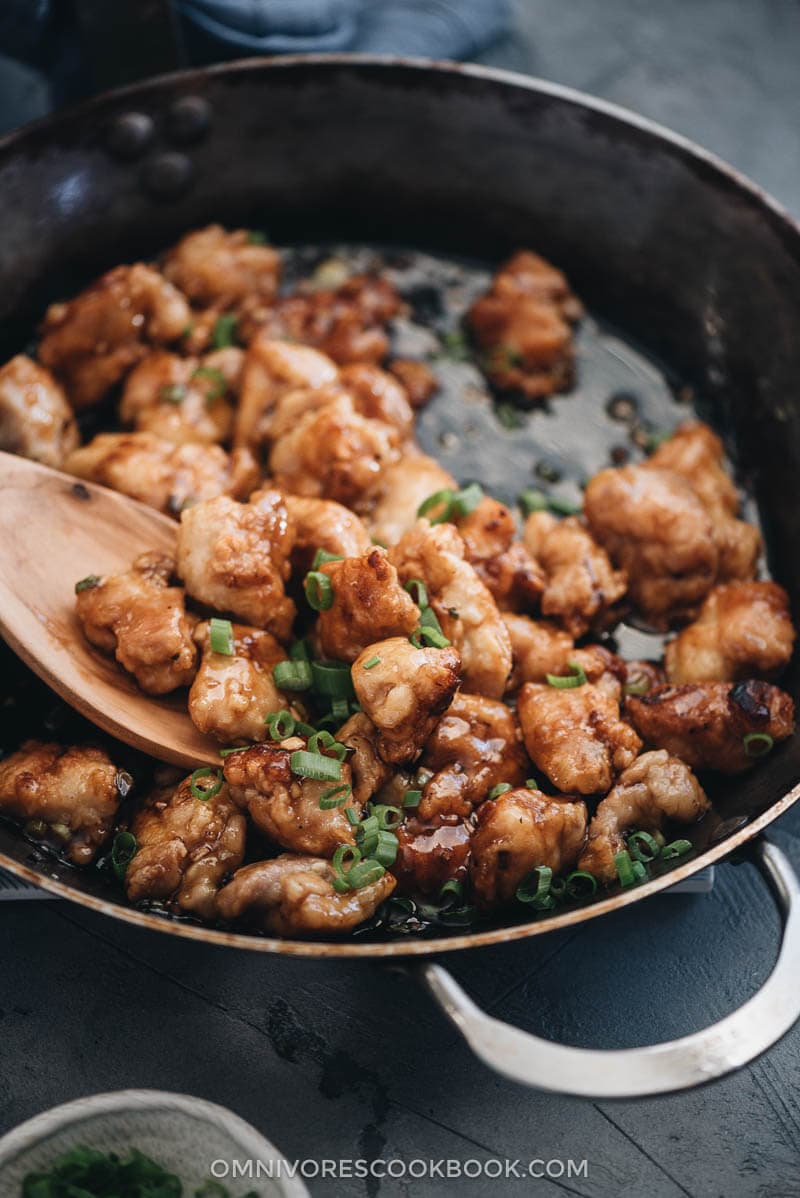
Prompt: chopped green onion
<box><xmin>548</xmin><ymin>495</ymin><xmax>582</xmax><ymax>516</ymax></box>
<box><xmin>310</xmin><ymin>659</ymin><xmax>355</xmax><ymax>699</ymax></box>
<box><xmin>273</xmin><ymin>659</ymin><xmax>313</xmax><ymax>691</ymax></box>
<box><xmin>191</xmin><ymin>365</ymin><xmax>228</xmax><ymax>402</ymax></box>
<box><xmin>495</xmin><ymin>400</ymin><xmax>525</xmax><ymax>430</ymax></box>
<box><xmin>308</xmin><ymin>730</ymin><xmax>348</xmax><ymax>761</ymax></box>
<box><xmin>159</xmin><ymin>382</ymin><xmax>187</xmax><ymax>404</ymax></box>
<box><xmin>111</xmin><ymin>830</ymin><xmax>137</xmax><ymax>881</ymax></box>
<box><xmin>546</xmin><ymin>661</ymin><xmax>588</xmax><ymax>689</ymax></box>
<box><xmin>418</xmin><ymin>625</ymin><xmax>451</xmax><ymax>649</ymax></box>
<box><xmin>628</xmin><ymin>830</ymin><xmax>662</xmax><ymax>863</ymax></box>
<box><xmin>614</xmin><ymin>849</ymin><xmax>641</xmax><ymax>887</ymax></box>
<box><xmin>304</xmin><ymin>570</ymin><xmax>334</xmax><ymax>611</ymax></box>
<box><xmin>438</xmin><ymin>328</ymin><xmax>471</xmax><ymax>361</ymax></box>
<box><xmin>643</xmin><ymin>429</ymin><xmax>671</xmax><ymax>454</ymax></box>
<box><xmin>355</xmin><ymin>814</ymin><xmax>380</xmax><ymax>856</ymax></box>
<box><xmin>743</xmin><ymin>732</ymin><xmax>774</xmax><ymax>758</ymax></box>
<box><xmin>290</xmin><ymin>638</ymin><xmax>311</xmax><ymax>661</ymax></box>
<box><xmin>516</xmin><ymin>865</ymin><xmax>555</xmax><ymax>910</ymax></box>
<box><xmin>74</xmin><ymin>574</ymin><xmax>101</xmax><ymax>594</ymax></box>
<box><xmin>660</xmin><ymin>838</ymin><xmax>693</xmax><ymax>861</ymax></box>
<box><xmin>344</xmin><ymin>806</ymin><xmax>361</xmax><ymax>826</ymax></box>
<box><xmin>332</xmin><ymin>843</ymin><xmax>361</xmax><ymax>891</ymax></box>
<box><xmin>211</xmin><ymin>312</ymin><xmax>238</xmax><ymax>349</ymax></box>
<box><xmin>330</xmin><ymin>696</ymin><xmax>351</xmax><ymax>723</ymax></box>
<box><xmin>632</xmin><ymin>859</ymin><xmax>648</xmax><ymax>880</ymax></box>
<box><xmin>525</xmin><ymin>778</ymin><xmax>539</xmax><ymax>789</ymax></box>
<box><xmin>290</xmin><ymin>750</ymin><xmax>342</xmax><ymax>782</ymax></box>
<box><xmin>370</xmin><ymin>804</ymin><xmax>403</xmax><ymax>830</ymax></box>
<box><xmin>362</xmin><ymin>655</ymin><xmax>381</xmax><ymax>670</ymax></box>
<box><xmin>518</xmin><ymin>489</ymin><xmax>549</xmax><ymax>516</ymax></box>
<box><xmin>295</xmin><ymin>720</ymin><xmax>317</xmax><ymax>737</ymax></box>
<box><xmin>418</xmin><ymin>488</ymin><xmax>456</xmax><ymax>523</ymax></box>
<box><xmin>190</xmin><ymin>767</ymin><xmax>223</xmax><ymax>801</ymax></box>
<box><xmin>403</xmin><ymin>789</ymin><xmax>422</xmax><ymax>808</ymax></box>
<box><xmin>550</xmin><ymin>877</ymin><xmax>567</xmax><ymax>900</ymax></box>
<box><xmin>373</xmin><ymin>830</ymin><xmax>399</xmax><ymax>867</ymax></box>
<box><xmin>312</xmin><ymin>548</ymin><xmax>344</xmax><ymax>569</ymax></box>
<box><xmin>247</xmin><ymin>229</ymin><xmax>268</xmax><ymax>244</ymax></box>
<box><xmin>453</xmin><ymin>482</ymin><xmax>484</xmax><ymax>516</ymax></box>
<box><xmin>489</xmin><ymin>782</ymin><xmax>512</xmax><ymax>799</ymax></box>
<box><xmin>419</xmin><ymin>604</ymin><xmax>450</xmax><ymax>646</ymax></box>
<box><xmin>266</xmin><ymin>709</ymin><xmax>296</xmax><ymax>740</ymax></box>
<box><xmin>624</xmin><ymin>673</ymin><xmax>652</xmax><ymax>696</ymax></box>
<box><xmin>219</xmin><ymin>745</ymin><xmax>250</xmax><ymax>757</ymax></box>
<box><xmin>404</xmin><ymin>578</ymin><xmax>428</xmax><ymax>608</ymax></box>
<box><xmin>439</xmin><ymin>879</ymin><xmax>464</xmax><ymax>906</ymax></box>
<box><xmin>346</xmin><ymin>860</ymin><xmax>387</xmax><ymax>889</ymax></box>
<box><xmin>209</xmin><ymin>616</ymin><xmax>234</xmax><ymax>656</ymax></box>
<box><xmin>319</xmin><ymin>783</ymin><xmax>352</xmax><ymax>809</ymax></box>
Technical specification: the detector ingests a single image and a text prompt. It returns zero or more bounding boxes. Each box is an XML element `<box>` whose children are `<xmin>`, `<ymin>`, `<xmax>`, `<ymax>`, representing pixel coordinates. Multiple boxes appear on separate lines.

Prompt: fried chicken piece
<box><xmin>120</xmin><ymin>347</ymin><xmax>242</xmax><ymax>445</ymax></box>
<box><xmin>665</xmin><ymin>582</ymin><xmax>795</xmax><ymax>684</ymax></box>
<box><xmin>316</xmin><ymin>548</ymin><xmax>420</xmax><ymax>663</ymax></box>
<box><xmin>390</xmin><ymin>518</ymin><xmax>513</xmax><ymax>697</ymax></box>
<box><xmin>502</xmin><ymin>613</ymin><xmax>575</xmax><ymax>691</ymax></box>
<box><xmin>176</xmin><ymin>489</ymin><xmax>295</xmax><ymax>639</ymax></box>
<box><xmin>0</xmin><ymin>740</ymin><xmax>121</xmax><ymax>865</ymax></box>
<box><xmin>162</xmin><ymin>224</ymin><xmax>281</xmax><ymax>308</ymax></box>
<box><xmin>470</xmin><ymin>789</ymin><xmax>588</xmax><ymax>907</ymax></box>
<box><xmin>366</xmin><ymin>450</ymin><xmax>457</xmax><ymax>547</ymax></box>
<box><xmin>417</xmin><ymin>692</ymin><xmax>528</xmax><ymax>821</ymax></box>
<box><xmin>647</xmin><ymin>422</ymin><xmax>761</xmax><ymax>581</ymax></box>
<box><xmin>75</xmin><ymin>551</ymin><xmax>198</xmax><ymax>694</ymax></box>
<box><xmin>125</xmin><ymin>774</ymin><xmax>245</xmax><ymax>917</ymax></box>
<box><xmin>467</xmin><ymin>250</ymin><xmax>582</xmax><ymax>400</ymax></box>
<box><xmin>188</xmin><ymin>623</ymin><xmax>291</xmax><ymax>744</ymax></box>
<box><xmin>387</xmin><ymin>358</ymin><xmax>438</xmax><ymax>408</ymax></box>
<box><xmin>336</xmin><ymin>713</ymin><xmax>392</xmax><ymax>804</ymax></box>
<box><xmin>223</xmin><ymin>743</ymin><xmax>357</xmax><ymax>857</ymax></box>
<box><xmin>456</xmin><ymin>496</ymin><xmax>545</xmax><ymax>610</ymax></box>
<box><xmin>351</xmin><ymin>637</ymin><xmax>461</xmax><ymax>764</ymax></box>
<box><xmin>64</xmin><ymin>431</ymin><xmax>258</xmax><ymax>516</ymax></box>
<box><xmin>284</xmin><ymin>494</ymin><xmax>372</xmax><ymax>577</ymax></box>
<box><xmin>38</xmin><ymin>264</ymin><xmax>191</xmax><ymax>408</ymax></box>
<box><xmin>269</xmin><ymin>392</ymin><xmax>401</xmax><ymax>507</ymax></box>
<box><xmin>518</xmin><ymin>679</ymin><xmax>641</xmax><ymax>795</ymax></box>
<box><xmin>216</xmin><ymin>854</ymin><xmax>396</xmax><ymax>936</ymax></box>
<box><xmin>578</xmin><ymin>750</ymin><xmax>709</xmax><ymax>884</ymax></box>
<box><xmin>626</xmin><ymin>680</ymin><xmax>795</xmax><ymax>773</ymax></box>
<box><xmin>0</xmin><ymin>354</ymin><xmax>78</xmax><ymax>467</ymax></box>
<box><xmin>393</xmin><ymin>818</ymin><xmax>472</xmax><ymax>896</ymax></box>
<box><xmin>583</xmin><ymin>464</ymin><xmax>718</xmax><ymax>628</ymax></box>
<box><xmin>337</xmin><ymin>363</ymin><xmax>414</xmax><ymax>437</ymax></box>
<box><xmin>235</xmin><ymin>337</ymin><xmax>339</xmax><ymax>452</ymax></box>
<box><xmin>523</xmin><ymin>511</ymin><xmax>626</xmax><ymax>636</ymax></box>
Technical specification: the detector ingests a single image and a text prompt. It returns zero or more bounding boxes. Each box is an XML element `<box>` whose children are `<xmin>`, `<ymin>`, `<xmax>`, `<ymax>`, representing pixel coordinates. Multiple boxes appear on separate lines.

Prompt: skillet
<box><xmin>1</xmin><ymin>55</ymin><xmax>800</xmax><ymax>1097</ymax></box>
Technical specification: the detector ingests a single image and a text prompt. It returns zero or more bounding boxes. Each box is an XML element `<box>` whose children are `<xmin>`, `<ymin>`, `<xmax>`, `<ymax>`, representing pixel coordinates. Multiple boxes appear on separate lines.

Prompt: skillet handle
<box><xmin>420</xmin><ymin>837</ymin><xmax>800</xmax><ymax>1097</ymax></box>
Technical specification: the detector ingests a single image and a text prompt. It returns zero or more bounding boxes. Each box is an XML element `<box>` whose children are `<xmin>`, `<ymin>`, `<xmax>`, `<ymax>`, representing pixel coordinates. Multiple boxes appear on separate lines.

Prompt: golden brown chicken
<box><xmin>75</xmin><ymin>552</ymin><xmax>198</xmax><ymax>695</ymax></box>
<box><xmin>234</xmin><ymin>338</ymin><xmax>339</xmax><ymax>453</ymax></box>
<box><xmin>664</xmin><ymin>581</ymin><xmax>795</xmax><ymax>684</ymax></box>
<box><xmin>518</xmin><ymin>678</ymin><xmax>641</xmax><ymax>795</ymax></box>
<box><xmin>188</xmin><ymin>623</ymin><xmax>291</xmax><ymax>744</ymax></box>
<box><xmin>583</xmin><ymin>464</ymin><xmax>718</xmax><ymax>627</ymax></box>
<box><xmin>456</xmin><ymin>496</ymin><xmax>545</xmax><ymax>610</ymax></box>
<box><xmin>335</xmin><ymin>713</ymin><xmax>392</xmax><ymax>805</ymax></box>
<box><xmin>502</xmin><ymin>613</ymin><xmax>575</xmax><ymax>691</ymax></box>
<box><xmin>64</xmin><ymin>431</ymin><xmax>258</xmax><ymax>516</ymax></box>
<box><xmin>216</xmin><ymin>853</ymin><xmax>396</xmax><ymax>936</ymax></box>
<box><xmin>470</xmin><ymin>788</ymin><xmax>588</xmax><ymax>907</ymax></box>
<box><xmin>578</xmin><ymin>750</ymin><xmax>709</xmax><ymax>884</ymax></box>
<box><xmin>626</xmin><ymin>680</ymin><xmax>795</xmax><ymax>773</ymax></box>
<box><xmin>366</xmin><ymin>451</ymin><xmax>457</xmax><ymax>547</ymax></box>
<box><xmin>176</xmin><ymin>489</ymin><xmax>296</xmax><ymax>639</ymax></box>
<box><xmin>0</xmin><ymin>354</ymin><xmax>79</xmax><ymax>467</ymax></box>
<box><xmin>416</xmin><ymin>692</ymin><xmax>528</xmax><ymax>821</ymax></box>
<box><xmin>338</xmin><ymin>362</ymin><xmax>415</xmax><ymax>438</ymax></box>
<box><xmin>523</xmin><ymin>511</ymin><xmax>627</xmax><ymax>636</ymax></box>
<box><xmin>390</xmin><ymin>518</ymin><xmax>513</xmax><ymax>697</ymax></box>
<box><xmin>393</xmin><ymin>818</ymin><xmax>472</xmax><ymax>896</ymax></box>
<box><xmin>351</xmin><ymin>637</ymin><xmax>461</xmax><ymax>764</ymax></box>
<box><xmin>38</xmin><ymin>264</ymin><xmax>191</xmax><ymax>408</ymax></box>
<box><xmin>162</xmin><ymin>224</ymin><xmax>281</xmax><ymax>308</ymax></box>
<box><xmin>387</xmin><ymin>358</ymin><xmax>438</xmax><ymax>408</ymax></box>
<box><xmin>119</xmin><ymin>347</ymin><xmax>243</xmax><ymax>445</ymax></box>
<box><xmin>125</xmin><ymin>772</ymin><xmax>246</xmax><ymax>917</ymax></box>
<box><xmin>284</xmin><ymin>494</ymin><xmax>372</xmax><ymax>576</ymax></box>
<box><xmin>0</xmin><ymin>740</ymin><xmax>121</xmax><ymax>865</ymax></box>
<box><xmin>316</xmin><ymin>548</ymin><xmax>420</xmax><ymax>663</ymax></box>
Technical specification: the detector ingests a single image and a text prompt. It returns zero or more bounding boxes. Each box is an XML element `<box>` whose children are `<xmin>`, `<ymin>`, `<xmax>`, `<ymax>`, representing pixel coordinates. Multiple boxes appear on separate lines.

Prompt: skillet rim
<box><xmin>1</xmin><ymin>53</ymin><xmax>799</xmax><ymax>956</ymax></box>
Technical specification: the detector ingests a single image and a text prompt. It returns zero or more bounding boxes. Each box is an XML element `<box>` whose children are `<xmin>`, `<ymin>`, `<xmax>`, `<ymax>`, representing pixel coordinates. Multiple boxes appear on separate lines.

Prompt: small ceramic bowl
<box><xmin>0</xmin><ymin>1090</ymin><xmax>309</xmax><ymax>1197</ymax></box>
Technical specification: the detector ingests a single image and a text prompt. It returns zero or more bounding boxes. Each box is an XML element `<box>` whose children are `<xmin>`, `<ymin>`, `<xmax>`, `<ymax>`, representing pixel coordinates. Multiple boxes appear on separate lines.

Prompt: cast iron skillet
<box><xmin>1</xmin><ymin>56</ymin><xmax>800</xmax><ymax>1097</ymax></box>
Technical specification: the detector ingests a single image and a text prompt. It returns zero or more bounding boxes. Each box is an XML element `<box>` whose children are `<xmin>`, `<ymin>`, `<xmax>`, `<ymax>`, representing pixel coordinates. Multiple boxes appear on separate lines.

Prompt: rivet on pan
<box><xmin>105</xmin><ymin>111</ymin><xmax>155</xmax><ymax>159</ymax></box>
<box><xmin>141</xmin><ymin>152</ymin><xmax>194</xmax><ymax>200</ymax></box>
<box><xmin>167</xmin><ymin>95</ymin><xmax>212</xmax><ymax>144</ymax></box>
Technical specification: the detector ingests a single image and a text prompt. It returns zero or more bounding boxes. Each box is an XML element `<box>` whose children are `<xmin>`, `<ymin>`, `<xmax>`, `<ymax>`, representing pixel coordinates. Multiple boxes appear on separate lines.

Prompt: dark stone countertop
<box><xmin>2</xmin><ymin>3</ymin><xmax>800</xmax><ymax>1195</ymax></box>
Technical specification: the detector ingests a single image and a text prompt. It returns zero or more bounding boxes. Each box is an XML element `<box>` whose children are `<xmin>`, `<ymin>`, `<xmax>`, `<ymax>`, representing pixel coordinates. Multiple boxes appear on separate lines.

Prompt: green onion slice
<box><xmin>266</xmin><ymin>709</ymin><xmax>296</xmax><ymax>740</ymax></box>
<box><xmin>404</xmin><ymin>578</ymin><xmax>428</xmax><ymax>608</ymax></box>
<box><xmin>362</xmin><ymin>655</ymin><xmax>381</xmax><ymax>670</ymax></box>
<box><xmin>565</xmin><ymin>870</ymin><xmax>598</xmax><ymax>899</ymax></box>
<box><xmin>211</xmin><ymin>312</ymin><xmax>238</xmax><ymax>349</ymax></box>
<box><xmin>345</xmin><ymin>860</ymin><xmax>387</xmax><ymax>889</ymax></box>
<box><xmin>623</xmin><ymin>673</ymin><xmax>652</xmax><ymax>696</ymax></box>
<box><xmin>310</xmin><ymin>660</ymin><xmax>355</xmax><ymax>699</ymax></box>
<box><xmin>525</xmin><ymin>779</ymin><xmax>539</xmax><ymax>790</ymax></box>
<box><xmin>308</xmin><ymin>730</ymin><xmax>348</xmax><ymax>761</ymax></box>
<box><xmin>546</xmin><ymin>661</ymin><xmax>588</xmax><ymax>689</ymax></box>
<box><xmin>312</xmin><ymin>548</ymin><xmax>344</xmax><ymax>568</ymax></box>
<box><xmin>548</xmin><ymin>495</ymin><xmax>582</xmax><ymax>516</ymax></box>
<box><xmin>159</xmin><ymin>383</ymin><xmax>187</xmax><ymax>404</ymax></box>
<box><xmin>418</xmin><ymin>488</ymin><xmax>455</xmax><ymax>523</ymax></box>
<box><xmin>453</xmin><ymin>482</ymin><xmax>484</xmax><ymax>516</ymax></box>
<box><xmin>516</xmin><ymin>865</ymin><xmax>555</xmax><ymax>909</ymax></box>
<box><xmin>191</xmin><ymin>365</ymin><xmax>228</xmax><ymax>402</ymax></box>
<box><xmin>370</xmin><ymin>804</ymin><xmax>403</xmax><ymax>831</ymax></box>
<box><xmin>488</xmin><ymin>782</ymin><xmax>512</xmax><ymax>800</ymax></box>
<box><xmin>190</xmin><ymin>767</ymin><xmax>223</xmax><ymax>801</ymax></box>
<box><xmin>628</xmin><ymin>830</ymin><xmax>661</xmax><ymax>863</ymax></box>
<box><xmin>344</xmin><ymin>806</ymin><xmax>361</xmax><ymax>826</ymax></box>
<box><xmin>304</xmin><ymin>570</ymin><xmax>334</xmax><ymax>611</ymax></box>
<box><xmin>439</xmin><ymin>879</ymin><xmax>464</xmax><ymax>906</ymax></box>
<box><xmin>373</xmin><ymin>830</ymin><xmax>399</xmax><ymax>867</ymax></box>
<box><xmin>660</xmin><ymin>838</ymin><xmax>693</xmax><ymax>861</ymax></box>
<box><xmin>290</xmin><ymin>639</ymin><xmax>311</xmax><ymax>662</ymax></box>
<box><xmin>219</xmin><ymin>745</ymin><xmax>250</xmax><ymax>757</ymax></box>
<box><xmin>518</xmin><ymin>488</ymin><xmax>549</xmax><ymax>516</ymax></box>
<box><xmin>209</xmin><ymin>616</ymin><xmax>234</xmax><ymax>656</ymax></box>
<box><xmin>74</xmin><ymin>574</ymin><xmax>101</xmax><ymax>594</ymax></box>
<box><xmin>330</xmin><ymin>696</ymin><xmax>351</xmax><ymax>723</ymax></box>
<box><xmin>273</xmin><ymin>659</ymin><xmax>313</xmax><ymax>691</ymax></box>
<box><xmin>403</xmin><ymin>789</ymin><xmax>422</xmax><ymax>808</ymax></box>
<box><xmin>743</xmin><ymin>732</ymin><xmax>774</xmax><ymax>758</ymax></box>
<box><xmin>614</xmin><ymin>849</ymin><xmax>640</xmax><ymax>887</ymax></box>
<box><xmin>319</xmin><ymin>784</ymin><xmax>352</xmax><ymax>810</ymax></box>
<box><xmin>290</xmin><ymin>750</ymin><xmax>342</xmax><ymax>782</ymax></box>
<box><xmin>111</xmin><ymin>830</ymin><xmax>137</xmax><ymax>881</ymax></box>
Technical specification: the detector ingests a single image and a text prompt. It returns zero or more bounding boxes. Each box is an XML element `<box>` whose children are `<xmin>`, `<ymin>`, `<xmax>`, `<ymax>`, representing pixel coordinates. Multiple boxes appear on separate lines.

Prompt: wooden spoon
<box><xmin>0</xmin><ymin>452</ymin><xmax>219</xmax><ymax>768</ymax></box>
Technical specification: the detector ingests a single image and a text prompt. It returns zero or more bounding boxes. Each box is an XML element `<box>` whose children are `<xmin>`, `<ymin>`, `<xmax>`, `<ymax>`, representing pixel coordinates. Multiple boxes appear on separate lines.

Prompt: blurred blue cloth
<box><xmin>177</xmin><ymin>0</ymin><xmax>511</xmax><ymax>59</ymax></box>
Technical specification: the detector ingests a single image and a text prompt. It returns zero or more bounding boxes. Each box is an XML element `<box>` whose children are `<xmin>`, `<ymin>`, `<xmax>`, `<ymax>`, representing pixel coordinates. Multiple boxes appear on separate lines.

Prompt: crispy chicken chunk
<box><xmin>125</xmin><ymin>773</ymin><xmax>246</xmax><ymax>917</ymax></box>
<box><xmin>223</xmin><ymin>743</ymin><xmax>357</xmax><ymax>856</ymax></box>
<box><xmin>584</xmin><ymin>464</ymin><xmax>718</xmax><ymax>628</ymax></box>
<box><xmin>216</xmin><ymin>854</ymin><xmax>396</xmax><ymax>936</ymax></box>
<box><xmin>470</xmin><ymin>789</ymin><xmax>588</xmax><ymax>907</ymax></box>
<box><xmin>578</xmin><ymin>750</ymin><xmax>709</xmax><ymax>884</ymax></box>
<box><xmin>75</xmin><ymin>552</ymin><xmax>198</xmax><ymax>694</ymax></box>
<box><xmin>336</xmin><ymin>713</ymin><xmax>392</xmax><ymax>805</ymax></box>
<box><xmin>120</xmin><ymin>348</ymin><xmax>242</xmax><ymax>445</ymax></box>
<box><xmin>235</xmin><ymin>338</ymin><xmax>339</xmax><ymax>453</ymax></box>
<box><xmin>523</xmin><ymin>511</ymin><xmax>627</xmax><ymax>636</ymax></box>
<box><xmin>502</xmin><ymin>613</ymin><xmax>575</xmax><ymax>691</ymax></box>
<box><xmin>188</xmin><ymin>623</ymin><xmax>290</xmax><ymax>744</ymax></box>
<box><xmin>351</xmin><ymin>637</ymin><xmax>461</xmax><ymax>764</ymax></box>
<box><xmin>387</xmin><ymin>358</ymin><xmax>438</xmax><ymax>408</ymax></box>
<box><xmin>390</xmin><ymin>518</ymin><xmax>513</xmax><ymax>697</ymax></box>
<box><xmin>393</xmin><ymin>818</ymin><xmax>472</xmax><ymax>896</ymax></box>
<box><xmin>647</xmin><ymin>422</ymin><xmax>761</xmax><ymax>581</ymax></box>
<box><xmin>176</xmin><ymin>489</ymin><xmax>296</xmax><ymax>639</ymax></box>
<box><xmin>0</xmin><ymin>740</ymin><xmax>121</xmax><ymax>865</ymax></box>
<box><xmin>162</xmin><ymin>224</ymin><xmax>281</xmax><ymax>308</ymax></box>
<box><xmin>626</xmin><ymin>680</ymin><xmax>795</xmax><ymax>773</ymax></box>
<box><xmin>317</xmin><ymin>548</ymin><xmax>420</xmax><ymax>663</ymax></box>
<box><xmin>64</xmin><ymin>431</ymin><xmax>258</xmax><ymax>516</ymax></box>
<box><xmin>518</xmin><ymin>679</ymin><xmax>641</xmax><ymax>795</ymax></box>
<box><xmin>0</xmin><ymin>354</ymin><xmax>78</xmax><ymax>467</ymax></box>
<box><xmin>337</xmin><ymin>363</ymin><xmax>414</xmax><ymax>437</ymax></box>
<box><xmin>665</xmin><ymin>582</ymin><xmax>795</xmax><ymax>684</ymax></box>
<box><xmin>417</xmin><ymin>693</ymin><xmax>528</xmax><ymax>821</ymax></box>
<box><xmin>366</xmin><ymin>451</ymin><xmax>457</xmax><ymax>547</ymax></box>
<box><xmin>467</xmin><ymin>250</ymin><xmax>582</xmax><ymax>400</ymax></box>
<box><xmin>38</xmin><ymin>264</ymin><xmax>191</xmax><ymax>408</ymax></box>
<box><xmin>456</xmin><ymin>496</ymin><xmax>545</xmax><ymax>610</ymax></box>
<box><xmin>284</xmin><ymin>494</ymin><xmax>372</xmax><ymax>577</ymax></box>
